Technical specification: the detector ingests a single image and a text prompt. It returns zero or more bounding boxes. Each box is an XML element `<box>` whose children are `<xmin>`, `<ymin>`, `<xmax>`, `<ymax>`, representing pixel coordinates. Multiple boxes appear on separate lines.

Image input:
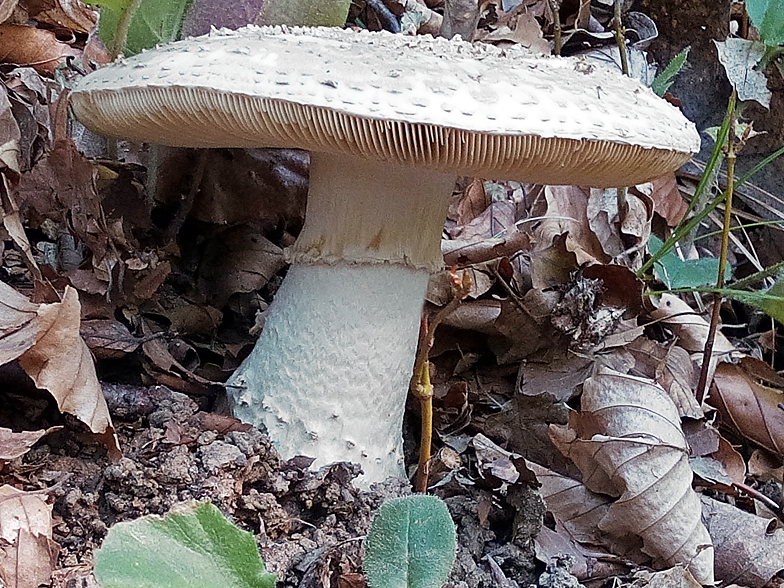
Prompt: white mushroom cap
<box><xmin>71</xmin><ymin>25</ymin><xmax>699</xmax><ymax>187</ymax></box>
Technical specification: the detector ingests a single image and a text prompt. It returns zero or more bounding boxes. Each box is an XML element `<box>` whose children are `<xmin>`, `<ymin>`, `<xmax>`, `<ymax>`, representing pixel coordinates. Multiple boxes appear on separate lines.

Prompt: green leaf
<box><xmin>651</xmin><ymin>46</ymin><xmax>689</xmax><ymax>97</ymax></box>
<box><xmin>94</xmin><ymin>502</ymin><xmax>276</xmax><ymax>588</ymax></box>
<box><xmin>364</xmin><ymin>495</ymin><xmax>456</xmax><ymax>588</ymax></box>
<box><xmin>650</xmin><ymin>235</ymin><xmax>729</xmax><ymax>290</ymax></box>
<box><xmin>757</xmin><ymin>278</ymin><xmax>784</xmax><ymax>324</ymax></box>
<box><xmin>99</xmin><ymin>0</ymin><xmax>193</xmax><ymax>57</ymax></box>
<box><xmin>746</xmin><ymin>0</ymin><xmax>784</xmax><ymax>47</ymax></box>
<box><xmin>86</xmin><ymin>0</ymin><xmax>136</xmax><ymax>11</ymax></box>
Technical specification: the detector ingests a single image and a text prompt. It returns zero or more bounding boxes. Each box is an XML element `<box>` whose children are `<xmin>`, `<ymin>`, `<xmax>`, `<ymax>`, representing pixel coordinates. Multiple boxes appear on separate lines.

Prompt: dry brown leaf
<box><xmin>0</xmin><ymin>427</ymin><xmax>57</xmax><ymax>460</ymax></box>
<box><xmin>18</xmin><ymin>286</ymin><xmax>120</xmax><ymax>459</ymax></box>
<box><xmin>448</xmin><ymin>200</ymin><xmax>516</xmax><ymax>242</ymax></box>
<box><xmin>586</xmin><ymin>187</ymin><xmax>652</xmax><ymax>266</ymax></box>
<box><xmin>650</xmin><ymin>293</ymin><xmax>739</xmax><ymax>387</ymax></box>
<box><xmin>0</xmin><ymin>24</ymin><xmax>80</xmax><ymax>75</ymax></box>
<box><xmin>647</xmin><ymin>174</ymin><xmax>688</xmax><ymax>227</ymax></box>
<box><xmin>196</xmin><ymin>226</ymin><xmax>284</xmax><ymax>307</ymax></box>
<box><xmin>480</xmin><ymin>11</ymin><xmax>550</xmax><ymax>54</ymax></box>
<box><xmin>683</xmin><ymin>420</ymin><xmax>746</xmax><ymax>487</ymax></box>
<box><xmin>0</xmin><ymin>0</ymin><xmax>17</xmax><ymax>24</ymax></box>
<box><xmin>22</xmin><ymin>0</ymin><xmax>97</xmax><ymax>34</ymax></box>
<box><xmin>626</xmin><ymin>337</ymin><xmax>702</xmax><ymax>419</ymax></box>
<box><xmin>80</xmin><ymin>318</ymin><xmax>143</xmax><ymax>359</ymax></box>
<box><xmin>1</xmin><ymin>83</ymin><xmax>42</xmax><ymax>283</ymax></box>
<box><xmin>0</xmin><ymin>485</ymin><xmax>59</xmax><ymax>588</ymax></box>
<box><xmin>450</xmin><ymin>177</ymin><xmax>488</xmax><ymax>227</ymax></box>
<box><xmin>529</xmin><ymin>233</ymin><xmax>579</xmax><ymax>291</ymax></box>
<box><xmin>710</xmin><ymin>362</ymin><xmax>784</xmax><ymax>456</ymax></box>
<box><xmin>702</xmin><ymin>495</ymin><xmax>784</xmax><ymax>587</ymax></box>
<box><xmin>0</xmin><ymin>278</ymin><xmax>38</xmax><ymax>364</ymax></box>
<box><xmin>18</xmin><ymin>103</ymin><xmax>122</xmax><ymax>290</ymax></box>
<box><xmin>536</xmin><ymin>186</ymin><xmax>608</xmax><ymax>265</ymax></box>
<box><xmin>442</xmin><ymin>229</ymin><xmax>530</xmax><ymax>268</ymax></box>
<box><xmin>549</xmin><ymin>366</ymin><xmax>714</xmax><ymax>584</ymax></box>
<box><xmin>527</xmin><ymin>460</ymin><xmax>612</xmax><ymax>546</ymax></box>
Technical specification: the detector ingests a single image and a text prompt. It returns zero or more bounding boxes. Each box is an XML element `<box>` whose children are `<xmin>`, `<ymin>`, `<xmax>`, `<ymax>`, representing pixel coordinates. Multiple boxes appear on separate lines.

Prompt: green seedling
<box><xmin>364</xmin><ymin>495</ymin><xmax>457</xmax><ymax>588</ymax></box>
<box><xmin>651</xmin><ymin>46</ymin><xmax>690</xmax><ymax>97</ymax></box>
<box><xmin>94</xmin><ymin>501</ymin><xmax>276</xmax><ymax>588</ymax></box>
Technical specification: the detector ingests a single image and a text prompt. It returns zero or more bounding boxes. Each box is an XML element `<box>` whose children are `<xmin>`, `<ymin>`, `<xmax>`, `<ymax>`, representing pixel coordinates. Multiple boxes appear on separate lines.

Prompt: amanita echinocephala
<box><xmin>70</xmin><ymin>26</ymin><xmax>700</xmax><ymax>485</ymax></box>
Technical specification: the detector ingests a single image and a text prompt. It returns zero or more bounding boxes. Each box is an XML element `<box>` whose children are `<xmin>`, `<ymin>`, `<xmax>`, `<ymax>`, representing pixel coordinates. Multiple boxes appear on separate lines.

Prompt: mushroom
<box><xmin>70</xmin><ymin>25</ymin><xmax>700</xmax><ymax>485</ymax></box>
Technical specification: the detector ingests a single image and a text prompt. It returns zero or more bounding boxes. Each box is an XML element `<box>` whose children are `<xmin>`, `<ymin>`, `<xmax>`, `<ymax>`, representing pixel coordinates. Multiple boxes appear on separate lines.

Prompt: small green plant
<box><xmin>364</xmin><ymin>495</ymin><xmax>457</xmax><ymax>588</ymax></box>
<box><xmin>650</xmin><ymin>46</ymin><xmax>690</xmax><ymax>97</ymax></box>
<box><xmin>94</xmin><ymin>502</ymin><xmax>276</xmax><ymax>588</ymax></box>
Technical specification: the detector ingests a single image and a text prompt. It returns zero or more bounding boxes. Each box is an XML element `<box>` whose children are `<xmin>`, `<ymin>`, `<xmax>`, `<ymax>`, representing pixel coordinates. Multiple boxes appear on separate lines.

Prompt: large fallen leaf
<box><xmin>702</xmin><ymin>495</ymin><xmax>784</xmax><ymax>587</ymax></box>
<box><xmin>531</xmin><ymin>459</ymin><xmax>783</xmax><ymax>587</ymax></box>
<box><xmin>710</xmin><ymin>361</ymin><xmax>784</xmax><ymax>456</ymax></box>
<box><xmin>549</xmin><ymin>367</ymin><xmax>714</xmax><ymax>584</ymax></box>
<box><xmin>0</xmin><ymin>485</ymin><xmax>59</xmax><ymax>588</ymax></box>
<box><xmin>0</xmin><ymin>278</ymin><xmax>38</xmax><ymax>364</ymax></box>
<box><xmin>18</xmin><ymin>286</ymin><xmax>120</xmax><ymax>459</ymax></box>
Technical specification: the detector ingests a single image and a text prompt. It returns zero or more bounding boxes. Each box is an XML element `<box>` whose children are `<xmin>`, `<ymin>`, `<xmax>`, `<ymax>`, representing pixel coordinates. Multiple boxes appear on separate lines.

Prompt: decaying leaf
<box><xmin>626</xmin><ymin>337</ymin><xmax>702</xmax><ymax>419</ymax></box>
<box><xmin>18</xmin><ymin>286</ymin><xmax>120</xmax><ymax>459</ymax></box>
<box><xmin>0</xmin><ymin>426</ymin><xmax>57</xmax><ymax>460</ymax></box>
<box><xmin>650</xmin><ymin>293</ymin><xmax>739</xmax><ymax>386</ymax></box>
<box><xmin>0</xmin><ymin>277</ymin><xmax>38</xmax><ymax>363</ymax></box>
<box><xmin>549</xmin><ymin>366</ymin><xmax>714</xmax><ymax>584</ymax></box>
<box><xmin>536</xmin><ymin>186</ymin><xmax>607</xmax><ymax>265</ymax></box>
<box><xmin>22</xmin><ymin>0</ymin><xmax>97</xmax><ymax>34</ymax></box>
<box><xmin>710</xmin><ymin>362</ymin><xmax>784</xmax><ymax>456</ymax></box>
<box><xmin>647</xmin><ymin>174</ymin><xmax>688</xmax><ymax>227</ymax></box>
<box><xmin>703</xmin><ymin>495</ymin><xmax>784</xmax><ymax>587</ymax></box>
<box><xmin>196</xmin><ymin>226</ymin><xmax>284</xmax><ymax>307</ymax></box>
<box><xmin>0</xmin><ymin>24</ymin><xmax>81</xmax><ymax>76</ymax></box>
<box><xmin>0</xmin><ymin>485</ymin><xmax>59</xmax><ymax>588</ymax></box>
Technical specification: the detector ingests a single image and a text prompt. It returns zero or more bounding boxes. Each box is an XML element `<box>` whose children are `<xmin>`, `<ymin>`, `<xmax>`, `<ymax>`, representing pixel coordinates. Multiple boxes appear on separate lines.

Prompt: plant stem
<box><xmin>548</xmin><ymin>0</ymin><xmax>561</xmax><ymax>56</ymax></box>
<box><xmin>696</xmin><ymin>90</ymin><xmax>737</xmax><ymax>405</ymax></box>
<box><xmin>110</xmin><ymin>0</ymin><xmax>143</xmax><ymax>60</ymax></box>
<box><xmin>411</xmin><ymin>270</ymin><xmax>471</xmax><ymax>492</ymax></box>
<box><xmin>613</xmin><ymin>0</ymin><xmax>629</xmax><ymax>76</ymax></box>
<box><xmin>639</xmin><ymin>92</ymin><xmax>737</xmax><ymax>277</ymax></box>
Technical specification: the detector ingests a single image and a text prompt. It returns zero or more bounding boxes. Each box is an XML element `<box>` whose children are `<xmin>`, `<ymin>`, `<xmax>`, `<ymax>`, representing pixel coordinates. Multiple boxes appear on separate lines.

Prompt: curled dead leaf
<box><xmin>549</xmin><ymin>366</ymin><xmax>714</xmax><ymax>584</ymax></box>
<box><xmin>18</xmin><ymin>286</ymin><xmax>120</xmax><ymax>459</ymax></box>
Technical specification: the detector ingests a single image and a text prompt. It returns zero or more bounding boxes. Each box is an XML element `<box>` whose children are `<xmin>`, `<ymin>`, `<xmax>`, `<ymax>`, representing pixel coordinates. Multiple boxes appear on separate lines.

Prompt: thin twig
<box><xmin>733</xmin><ymin>482</ymin><xmax>784</xmax><ymax>520</ymax></box>
<box><xmin>612</xmin><ymin>0</ymin><xmax>629</xmax><ymax>75</ymax></box>
<box><xmin>696</xmin><ymin>90</ymin><xmax>737</xmax><ymax>405</ymax></box>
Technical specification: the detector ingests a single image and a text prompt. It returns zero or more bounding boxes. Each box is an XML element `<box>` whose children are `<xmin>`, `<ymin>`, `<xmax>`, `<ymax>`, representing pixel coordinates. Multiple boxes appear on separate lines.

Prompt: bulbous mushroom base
<box><xmin>227</xmin><ymin>263</ymin><xmax>429</xmax><ymax>486</ymax></box>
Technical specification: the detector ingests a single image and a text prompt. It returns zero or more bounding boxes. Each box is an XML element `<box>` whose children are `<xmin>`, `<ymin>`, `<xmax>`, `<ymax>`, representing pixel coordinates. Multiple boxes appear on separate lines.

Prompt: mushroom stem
<box><xmin>227</xmin><ymin>153</ymin><xmax>455</xmax><ymax>485</ymax></box>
